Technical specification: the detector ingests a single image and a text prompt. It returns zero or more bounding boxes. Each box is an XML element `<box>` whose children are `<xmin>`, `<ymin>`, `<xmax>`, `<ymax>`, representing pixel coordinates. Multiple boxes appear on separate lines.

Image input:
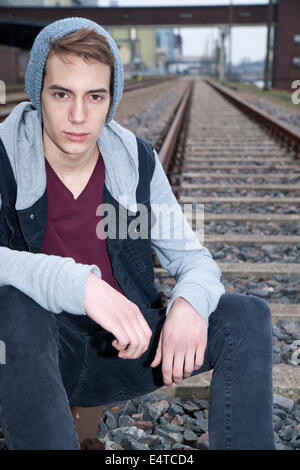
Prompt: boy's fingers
<box><xmin>151</xmin><ymin>333</ymin><xmax>162</xmax><ymax>367</ymax></box>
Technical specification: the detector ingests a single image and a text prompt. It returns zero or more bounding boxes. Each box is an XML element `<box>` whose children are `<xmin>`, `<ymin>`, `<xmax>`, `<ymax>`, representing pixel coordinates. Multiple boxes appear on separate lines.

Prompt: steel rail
<box><xmin>158</xmin><ymin>80</ymin><xmax>194</xmax><ymax>172</ymax></box>
<box><xmin>204</xmin><ymin>79</ymin><xmax>300</xmax><ymax>158</ymax></box>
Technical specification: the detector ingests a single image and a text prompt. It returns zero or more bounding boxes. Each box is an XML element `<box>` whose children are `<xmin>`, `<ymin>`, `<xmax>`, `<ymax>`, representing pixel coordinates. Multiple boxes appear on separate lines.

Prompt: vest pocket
<box><xmin>122</xmin><ymin>239</ymin><xmax>154</xmax><ymax>274</ymax></box>
<box><xmin>0</xmin><ymin>206</ymin><xmax>26</xmax><ymax>249</ymax></box>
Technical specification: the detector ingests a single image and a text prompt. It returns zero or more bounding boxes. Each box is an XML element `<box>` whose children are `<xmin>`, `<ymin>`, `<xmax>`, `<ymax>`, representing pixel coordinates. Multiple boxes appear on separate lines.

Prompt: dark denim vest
<box><xmin>0</xmin><ymin>137</ymin><xmax>163</xmax><ymax>312</ymax></box>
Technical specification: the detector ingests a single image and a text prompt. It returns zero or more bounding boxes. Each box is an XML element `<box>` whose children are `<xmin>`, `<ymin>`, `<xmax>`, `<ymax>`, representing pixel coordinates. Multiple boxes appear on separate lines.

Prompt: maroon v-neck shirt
<box><xmin>40</xmin><ymin>152</ymin><xmax>125</xmax><ymax>296</ymax></box>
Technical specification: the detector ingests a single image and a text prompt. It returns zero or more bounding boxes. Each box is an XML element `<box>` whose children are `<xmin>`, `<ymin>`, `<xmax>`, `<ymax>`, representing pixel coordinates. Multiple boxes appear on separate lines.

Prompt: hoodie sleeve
<box><xmin>0</xmin><ymin>247</ymin><xmax>102</xmax><ymax>314</ymax></box>
<box><xmin>150</xmin><ymin>149</ymin><xmax>225</xmax><ymax>325</ymax></box>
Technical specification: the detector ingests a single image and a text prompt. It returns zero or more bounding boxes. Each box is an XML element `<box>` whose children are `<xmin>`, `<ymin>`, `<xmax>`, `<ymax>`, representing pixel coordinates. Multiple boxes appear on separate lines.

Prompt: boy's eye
<box><xmin>54</xmin><ymin>93</ymin><xmax>102</xmax><ymax>102</ymax></box>
<box><xmin>56</xmin><ymin>92</ymin><xmax>67</xmax><ymax>99</ymax></box>
<box><xmin>90</xmin><ymin>95</ymin><xmax>102</xmax><ymax>102</ymax></box>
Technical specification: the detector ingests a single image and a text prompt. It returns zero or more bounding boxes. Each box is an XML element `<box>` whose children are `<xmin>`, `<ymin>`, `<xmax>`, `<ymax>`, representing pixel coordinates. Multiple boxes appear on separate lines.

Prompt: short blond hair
<box><xmin>45</xmin><ymin>27</ymin><xmax>115</xmax><ymax>107</ymax></box>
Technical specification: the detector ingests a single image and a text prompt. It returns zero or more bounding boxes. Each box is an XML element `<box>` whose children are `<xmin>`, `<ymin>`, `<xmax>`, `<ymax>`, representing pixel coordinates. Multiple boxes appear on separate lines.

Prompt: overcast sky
<box><xmin>98</xmin><ymin>0</ymin><xmax>269</xmax><ymax>64</ymax></box>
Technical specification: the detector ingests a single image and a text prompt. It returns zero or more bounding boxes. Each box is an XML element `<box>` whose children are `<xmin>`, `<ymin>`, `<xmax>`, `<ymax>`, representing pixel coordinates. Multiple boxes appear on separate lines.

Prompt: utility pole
<box><xmin>227</xmin><ymin>0</ymin><xmax>233</xmax><ymax>81</ymax></box>
<box><xmin>219</xmin><ymin>26</ymin><xmax>226</xmax><ymax>82</ymax></box>
<box><xmin>263</xmin><ymin>0</ymin><xmax>274</xmax><ymax>90</ymax></box>
<box><xmin>130</xmin><ymin>28</ymin><xmax>136</xmax><ymax>68</ymax></box>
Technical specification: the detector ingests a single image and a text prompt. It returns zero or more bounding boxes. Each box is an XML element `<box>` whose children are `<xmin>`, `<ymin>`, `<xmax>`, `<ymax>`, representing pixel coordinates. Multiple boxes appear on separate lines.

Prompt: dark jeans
<box><xmin>0</xmin><ymin>286</ymin><xmax>275</xmax><ymax>450</ymax></box>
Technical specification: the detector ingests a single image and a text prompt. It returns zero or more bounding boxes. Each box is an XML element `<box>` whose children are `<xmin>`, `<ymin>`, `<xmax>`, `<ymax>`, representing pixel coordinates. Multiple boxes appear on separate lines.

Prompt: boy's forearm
<box><xmin>0</xmin><ymin>247</ymin><xmax>102</xmax><ymax>315</ymax></box>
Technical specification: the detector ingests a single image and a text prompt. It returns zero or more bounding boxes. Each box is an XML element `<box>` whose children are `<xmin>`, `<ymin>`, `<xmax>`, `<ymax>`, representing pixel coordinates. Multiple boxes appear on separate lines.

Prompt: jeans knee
<box><xmin>244</xmin><ymin>294</ymin><xmax>272</xmax><ymax>335</ymax></box>
<box><xmin>216</xmin><ymin>292</ymin><xmax>272</xmax><ymax>338</ymax></box>
<box><xmin>0</xmin><ymin>286</ymin><xmax>58</xmax><ymax>357</ymax></box>
<box><xmin>215</xmin><ymin>292</ymin><xmax>273</xmax><ymax>364</ymax></box>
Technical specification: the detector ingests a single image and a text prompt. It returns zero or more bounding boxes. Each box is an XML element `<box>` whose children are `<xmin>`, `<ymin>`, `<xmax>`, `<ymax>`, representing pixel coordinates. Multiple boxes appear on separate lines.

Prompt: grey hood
<box><xmin>0</xmin><ymin>101</ymin><xmax>140</xmax><ymax>213</ymax></box>
<box><xmin>24</xmin><ymin>17</ymin><xmax>124</xmax><ymax>125</ymax></box>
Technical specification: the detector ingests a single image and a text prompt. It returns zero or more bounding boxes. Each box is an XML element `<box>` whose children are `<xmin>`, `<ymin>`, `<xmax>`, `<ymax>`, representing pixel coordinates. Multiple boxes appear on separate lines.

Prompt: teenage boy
<box><xmin>0</xmin><ymin>17</ymin><xmax>275</xmax><ymax>450</ymax></box>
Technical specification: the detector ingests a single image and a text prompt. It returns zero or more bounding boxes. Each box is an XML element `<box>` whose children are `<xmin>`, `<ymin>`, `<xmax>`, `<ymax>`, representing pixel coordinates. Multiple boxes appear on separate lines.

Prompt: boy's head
<box><xmin>25</xmin><ymin>17</ymin><xmax>124</xmax><ymax>125</ymax></box>
<box><xmin>43</xmin><ymin>26</ymin><xmax>115</xmax><ymax>116</ymax></box>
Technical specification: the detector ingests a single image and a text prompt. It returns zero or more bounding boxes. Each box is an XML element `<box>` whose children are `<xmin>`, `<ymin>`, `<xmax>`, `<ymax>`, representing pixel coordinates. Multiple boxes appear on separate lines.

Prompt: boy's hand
<box><xmin>150</xmin><ymin>297</ymin><xmax>208</xmax><ymax>386</ymax></box>
<box><xmin>84</xmin><ymin>272</ymin><xmax>152</xmax><ymax>359</ymax></box>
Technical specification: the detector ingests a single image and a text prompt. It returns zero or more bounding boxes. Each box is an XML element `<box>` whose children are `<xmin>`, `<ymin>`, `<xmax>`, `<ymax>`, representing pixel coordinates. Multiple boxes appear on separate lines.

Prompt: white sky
<box><xmin>98</xmin><ymin>0</ymin><xmax>269</xmax><ymax>64</ymax></box>
<box><xmin>99</xmin><ymin>1</ymin><xmax>268</xmax><ymax>5</ymax></box>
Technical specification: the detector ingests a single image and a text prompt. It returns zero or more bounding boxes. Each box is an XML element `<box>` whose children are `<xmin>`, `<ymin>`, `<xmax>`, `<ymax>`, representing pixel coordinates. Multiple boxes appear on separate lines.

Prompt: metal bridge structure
<box><xmin>0</xmin><ymin>1</ymin><xmax>299</xmax><ymax>90</ymax></box>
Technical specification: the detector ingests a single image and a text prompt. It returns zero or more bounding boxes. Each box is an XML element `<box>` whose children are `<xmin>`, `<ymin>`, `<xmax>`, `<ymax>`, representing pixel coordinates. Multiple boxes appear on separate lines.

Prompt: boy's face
<box><xmin>41</xmin><ymin>53</ymin><xmax>111</xmax><ymax>157</ymax></box>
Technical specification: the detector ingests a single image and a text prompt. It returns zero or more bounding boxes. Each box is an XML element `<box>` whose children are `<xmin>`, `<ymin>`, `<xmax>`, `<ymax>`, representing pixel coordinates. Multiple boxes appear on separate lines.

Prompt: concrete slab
<box><xmin>154</xmin><ymin>263</ymin><xmax>300</xmax><ymax>277</ymax></box>
<box><xmin>175</xmin><ymin>183</ymin><xmax>300</xmax><ymax>191</ymax></box>
<box><xmin>186</xmin><ymin>213</ymin><xmax>300</xmax><ymax>222</ymax></box>
<box><xmin>182</xmin><ymin>165</ymin><xmax>300</xmax><ymax>171</ymax></box>
<box><xmin>270</xmin><ymin>304</ymin><xmax>300</xmax><ymax>321</ymax></box>
<box><xmin>158</xmin><ymin>364</ymin><xmax>300</xmax><ymax>402</ymax></box>
<box><xmin>183</xmin><ymin>158</ymin><xmax>294</xmax><ymax>163</ymax></box>
<box><xmin>218</xmin><ymin>262</ymin><xmax>300</xmax><ymax>276</ymax></box>
<box><xmin>201</xmin><ymin>234</ymin><xmax>300</xmax><ymax>245</ymax></box>
<box><xmin>159</xmin><ymin>371</ymin><xmax>212</xmax><ymax>401</ymax></box>
<box><xmin>179</xmin><ymin>197</ymin><xmax>300</xmax><ymax>204</ymax></box>
<box><xmin>272</xmin><ymin>364</ymin><xmax>300</xmax><ymax>402</ymax></box>
<box><xmin>182</xmin><ymin>171</ymin><xmax>296</xmax><ymax>179</ymax></box>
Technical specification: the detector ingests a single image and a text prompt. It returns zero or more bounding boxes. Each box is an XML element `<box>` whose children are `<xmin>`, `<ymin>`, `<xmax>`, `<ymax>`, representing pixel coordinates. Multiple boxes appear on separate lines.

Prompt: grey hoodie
<box><xmin>0</xmin><ymin>18</ymin><xmax>225</xmax><ymax>324</ymax></box>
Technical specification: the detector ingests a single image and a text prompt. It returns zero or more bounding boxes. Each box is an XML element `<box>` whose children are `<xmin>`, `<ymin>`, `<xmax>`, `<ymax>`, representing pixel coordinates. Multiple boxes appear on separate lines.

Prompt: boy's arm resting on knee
<box><xmin>0</xmin><ymin>246</ymin><xmax>102</xmax><ymax>314</ymax></box>
<box><xmin>150</xmin><ymin>149</ymin><xmax>225</xmax><ymax>325</ymax></box>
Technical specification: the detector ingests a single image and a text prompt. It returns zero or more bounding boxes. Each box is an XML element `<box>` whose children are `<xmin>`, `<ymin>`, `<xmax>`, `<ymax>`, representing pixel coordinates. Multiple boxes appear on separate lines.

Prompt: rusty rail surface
<box><xmin>158</xmin><ymin>79</ymin><xmax>194</xmax><ymax>172</ymax></box>
<box><xmin>205</xmin><ymin>79</ymin><xmax>300</xmax><ymax>158</ymax></box>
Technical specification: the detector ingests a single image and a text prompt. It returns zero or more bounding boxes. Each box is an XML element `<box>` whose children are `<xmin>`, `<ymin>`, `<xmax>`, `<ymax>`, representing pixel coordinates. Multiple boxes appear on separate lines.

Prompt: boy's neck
<box><xmin>43</xmin><ymin>128</ymin><xmax>99</xmax><ymax>185</ymax></box>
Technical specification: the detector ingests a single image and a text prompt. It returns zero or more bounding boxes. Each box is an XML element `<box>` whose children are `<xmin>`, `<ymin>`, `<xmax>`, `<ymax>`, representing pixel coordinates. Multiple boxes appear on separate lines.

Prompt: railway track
<box><xmin>1</xmin><ymin>76</ymin><xmax>299</xmax><ymax>450</ymax></box>
<box><xmin>153</xmin><ymin>77</ymin><xmax>300</xmax><ymax>403</ymax></box>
